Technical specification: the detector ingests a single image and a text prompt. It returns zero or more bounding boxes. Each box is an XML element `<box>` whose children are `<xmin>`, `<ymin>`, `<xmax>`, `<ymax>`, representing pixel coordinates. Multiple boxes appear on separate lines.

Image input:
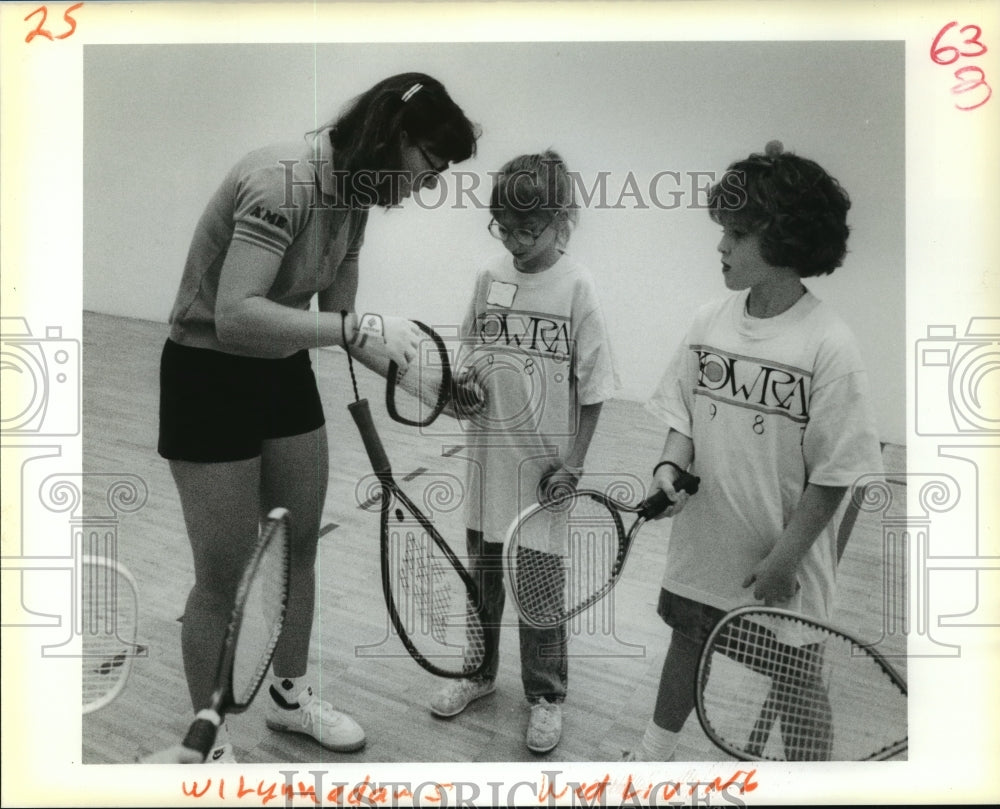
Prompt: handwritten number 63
<box><xmin>931</xmin><ymin>21</ymin><xmax>988</xmax><ymax>64</ymax></box>
<box><xmin>24</xmin><ymin>2</ymin><xmax>84</xmax><ymax>43</ymax></box>
<box><xmin>930</xmin><ymin>21</ymin><xmax>992</xmax><ymax>111</ymax></box>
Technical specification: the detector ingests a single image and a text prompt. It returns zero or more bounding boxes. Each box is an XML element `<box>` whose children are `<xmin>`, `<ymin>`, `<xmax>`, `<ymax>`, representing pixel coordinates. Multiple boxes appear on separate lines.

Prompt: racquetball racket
<box><xmin>505</xmin><ymin>474</ymin><xmax>701</xmax><ymax>629</ymax></box>
<box><xmin>178</xmin><ymin>507</ymin><xmax>291</xmax><ymax>761</ymax></box>
<box><xmin>82</xmin><ymin>555</ymin><xmax>146</xmax><ymax>713</ymax></box>
<box><xmin>385</xmin><ymin>320</ymin><xmax>484</xmax><ymax>427</ymax></box>
<box><xmin>695</xmin><ymin>606</ymin><xmax>907</xmax><ymax>761</ymax></box>
<box><xmin>343</xmin><ymin>316</ymin><xmax>494</xmax><ymax>679</ymax></box>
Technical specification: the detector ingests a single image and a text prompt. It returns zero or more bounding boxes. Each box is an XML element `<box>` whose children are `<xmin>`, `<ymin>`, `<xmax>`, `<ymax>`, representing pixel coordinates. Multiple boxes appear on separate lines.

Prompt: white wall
<box><xmin>84</xmin><ymin>41</ymin><xmax>905</xmax><ymax>443</ymax></box>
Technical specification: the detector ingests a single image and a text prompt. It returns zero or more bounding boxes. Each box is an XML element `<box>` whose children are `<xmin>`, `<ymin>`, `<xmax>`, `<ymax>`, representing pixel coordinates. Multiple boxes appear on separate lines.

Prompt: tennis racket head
<box><xmin>386</xmin><ymin>321</ymin><xmax>486</xmax><ymax>427</ymax></box>
<box><xmin>81</xmin><ymin>555</ymin><xmax>145</xmax><ymax>714</ymax></box>
<box><xmin>386</xmin><ymin>321</ymin><xmax>453</xmax><ymax>427</ymax></box>
<box><xmin>183</xmin><ymin>507</ymin><xmax>291</xmax><ymax>759</ymax></box>
<box><xmin>695</xmin><ymin>606</ymin><xmax>908</xmax><ymax>762</ymax></box>
<box><xmin>505</xmin><ymin>488</ymin><xmax>658</xmax><ymax>629</ymax></box>
<box><xmin>380</xmin><ymin>486</ymin><xmax>494</xmax><ymax>679</ymax></box>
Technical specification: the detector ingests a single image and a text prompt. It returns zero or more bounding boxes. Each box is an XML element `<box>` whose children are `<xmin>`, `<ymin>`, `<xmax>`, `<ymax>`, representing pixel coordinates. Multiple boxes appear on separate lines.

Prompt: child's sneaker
<box><xmin>207</xmin><ymin>742</ymin><xmax>237</xmax><ymax>763</ymax></box>
<box><xmin>265</xmin><ymin>684</ymin><xmax>366</xmax><ymax>752</ymax></box>
<box><xmin>526</xmin><ymin>698</ymin><xmax>562</xmax><ymax>753</ymax></box>
<box><xmin>429</xmin><ymin>678</ymin><xmax>496</xmax><ymax>718</ymax></box>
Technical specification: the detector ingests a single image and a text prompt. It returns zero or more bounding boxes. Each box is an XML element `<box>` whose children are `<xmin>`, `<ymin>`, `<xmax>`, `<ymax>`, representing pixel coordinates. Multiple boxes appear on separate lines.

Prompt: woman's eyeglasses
<box><xmin>415</xmin><ymin>143</ymin><xmax>448</xmax><ymax>175</ymax></box>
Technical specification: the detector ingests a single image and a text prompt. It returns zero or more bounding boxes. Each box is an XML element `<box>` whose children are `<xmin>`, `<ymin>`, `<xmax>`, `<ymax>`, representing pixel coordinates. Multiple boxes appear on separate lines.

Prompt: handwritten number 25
<box><xmin>930</xmin><ymin>21</ymin><xmax>988</xmax><ymax>65</ymax></box>
<box><xmin>24</xmin><ymin>3</ymin><xmax>83</xmax><ymax>43</ymax></box>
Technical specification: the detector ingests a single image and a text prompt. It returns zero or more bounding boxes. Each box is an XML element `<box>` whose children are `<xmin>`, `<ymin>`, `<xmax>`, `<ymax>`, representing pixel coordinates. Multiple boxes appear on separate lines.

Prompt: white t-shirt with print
<box><xmin>459</xmin><ymin>252</ymin><xmax>620</xmax><ymax>546</ymax></box>
<box><xmin>646</xmin><ymin>289</ymin><xmax>883</xmax><ymax>621</ymax></box>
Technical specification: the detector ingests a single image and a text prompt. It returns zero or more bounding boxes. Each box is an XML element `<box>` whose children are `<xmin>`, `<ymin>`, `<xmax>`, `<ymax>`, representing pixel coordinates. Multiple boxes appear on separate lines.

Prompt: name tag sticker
<box><xmin>487</xmin><ymin>281</ymin><xmax>518</xmax><ymax>308</ymax></box>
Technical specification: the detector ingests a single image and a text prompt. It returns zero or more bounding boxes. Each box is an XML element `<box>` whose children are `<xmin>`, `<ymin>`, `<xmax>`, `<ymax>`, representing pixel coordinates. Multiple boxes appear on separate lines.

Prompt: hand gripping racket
<box><xmin>695</xmin><ymin>606</ymin><xmax>908</xmax><ymax>761</ymax></box>
<box><xmin>81</xmin><ymin>555</ymin><xmax>145</xmax><ymax>713</ymax></box>
<box><xmin>179</xmin><ymin>508</ymin><xmax>291</xmax><ymax>761</ymax></box>
<box><xmin>385</xmin><ymin>320</ymin><xmax>484</xmax><ymax>427</ymax></box>
<box><xmin>343</xmin><ymin>316</ymin><xmax>495</xmax><ymax>679</ymax></box>
<box><xmin>505</xmin><ymin>474</ymin><xmax>701</xmax><ymax>629</ymax></box>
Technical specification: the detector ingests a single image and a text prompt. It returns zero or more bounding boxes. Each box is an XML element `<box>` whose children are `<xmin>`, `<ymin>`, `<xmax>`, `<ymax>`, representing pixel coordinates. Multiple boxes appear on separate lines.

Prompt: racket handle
<box><xmin>641</xmin><ymin>489</ymin><xmax>673</xmax><ymax>518</ymax></box>
<box><xmin>674</xmin><ymin>470</ymin><xmax>701</xmax><ymax>495</ymax></box>
<box><xmin>181</xmin><ymin>709</ymin><xmax>222</xmax><ymax>762</ymax></box>
<box><xmin>349</xmin><ymin>398</ymin><xmax>392</xmax><ymax>476</ymax></box>
<box><xmin>641</xmin><ymin>471</ymin><xmax>701</xmax><ymax>518</ymax></box>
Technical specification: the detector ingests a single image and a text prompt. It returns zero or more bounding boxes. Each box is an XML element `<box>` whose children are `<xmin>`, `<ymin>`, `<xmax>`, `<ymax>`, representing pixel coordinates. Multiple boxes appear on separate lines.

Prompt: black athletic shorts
<box><xmin>657</xmin><ymin>589</ymin><xmax>727</xmax><ymax>645</ymax></box>
<box><xmin>158</xmin><ymin>339</ymin><xmax>325</xmax><ymax>462</ymax></box>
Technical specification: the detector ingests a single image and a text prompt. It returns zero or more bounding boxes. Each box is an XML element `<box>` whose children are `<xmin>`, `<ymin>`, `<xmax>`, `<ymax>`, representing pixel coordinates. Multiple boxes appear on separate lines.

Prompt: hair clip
<box><xmin>401</xmin><ymin>83</ymin><xmax>423</xmax><ymax>102</ymax></box>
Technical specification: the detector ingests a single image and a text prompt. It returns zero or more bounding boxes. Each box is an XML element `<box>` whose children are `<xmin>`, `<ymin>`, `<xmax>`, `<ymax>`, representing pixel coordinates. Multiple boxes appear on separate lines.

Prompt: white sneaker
<box><xmin>429</xmin><ymin>678</ymin><xmax>496</xmax><ymax>718</ymax></box>
<box><xmin>265</xmin><ymin>685</ymin><xmax>366</xmax><ymax>752</ymax></box>
<box><xmin>207</xmin><ymin>742</ymin><xmax>237</xmax><ymax>763</ymax></box>
<box><xmin>526</xmin><ymin>699</ymin><xmax>562</xmax><ymax>753</ymax></box>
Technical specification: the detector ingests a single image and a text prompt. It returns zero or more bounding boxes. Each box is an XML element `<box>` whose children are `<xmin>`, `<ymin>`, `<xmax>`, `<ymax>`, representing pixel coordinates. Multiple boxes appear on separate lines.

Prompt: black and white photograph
<box><xmin>1</xmin><ymin>1</ymin><xmax>997</xmax><ymax>807</ymax></box>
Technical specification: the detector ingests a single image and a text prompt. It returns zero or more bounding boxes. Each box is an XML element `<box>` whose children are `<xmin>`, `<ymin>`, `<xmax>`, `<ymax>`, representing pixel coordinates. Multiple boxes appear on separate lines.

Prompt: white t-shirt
<box><xmin>460</xmin><ymin>252</ymin><xmax>620</xmax><ymax>545</ymax></box>
<box><xmin>646</xmin><ymin>289</ymin><xmax>883</xmax><ymax>621</ymax></box>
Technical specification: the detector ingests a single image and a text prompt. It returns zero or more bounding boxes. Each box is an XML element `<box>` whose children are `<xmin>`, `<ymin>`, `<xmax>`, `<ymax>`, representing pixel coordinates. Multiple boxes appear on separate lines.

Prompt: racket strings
<box><xmin>230</xmin><ymin>518</ymin><xmax>289</xmax><ymax>707</ymax></box>
<box><xmin>510</xmin><ymin>495</ymin><xmax>623</xmax><ymax>627</ymax></box>
<box><xmin>401</xmin><ymin>532</ymin><xmax>454</xmax><ymax>644</ymax></box>
<box><xmin>81</xmin><ymin>557</ymin><xmax>141</xmax><ymax>712</ymax></box>
<box><xmin>389</xmin><ymin>521</ymin><xmax>488</xmax><ymax>677</ymax></box>
<box><xmin>701</xmin><ymin>613</ymin><xmax>907</xmax><ymax>761</ymax></box>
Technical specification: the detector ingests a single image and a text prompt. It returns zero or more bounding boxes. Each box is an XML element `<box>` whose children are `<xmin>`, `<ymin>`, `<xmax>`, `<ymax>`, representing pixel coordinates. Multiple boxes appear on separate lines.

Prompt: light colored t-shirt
<box><xmin>168</xmin><ymin>129</ymin><xmax>368</xmax><ymax>357</ymax></box>
<box><xmin>459</xmin><ymin>252</ymin><xmax>620</xmax><ymax>545</ymax></box>
<box><xmin>646</xmin><ymin>289</ymin><xmax>883</xmax><ymax>621</ymax></box>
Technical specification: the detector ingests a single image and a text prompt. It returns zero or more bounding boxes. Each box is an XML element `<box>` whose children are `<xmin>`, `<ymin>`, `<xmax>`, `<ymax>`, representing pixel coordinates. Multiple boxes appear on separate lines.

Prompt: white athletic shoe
<box><xmin>429</xmin><ymin>678</ymin><xmax>496</xmax><ymax>718</ymax></box>
<box><xmin>265</xmin><ymin>684</ymin><xmax>366</xmax><ymax>752</ymax></box>
<box><xmin>207</xmin><ymin>742</ymin><xmax>237</xmax><ymax>763</ymax></box>
<box><xmin>526</xmin><ymin>699</ymin><xmax>562</xmax><ymax>753</ymax></box>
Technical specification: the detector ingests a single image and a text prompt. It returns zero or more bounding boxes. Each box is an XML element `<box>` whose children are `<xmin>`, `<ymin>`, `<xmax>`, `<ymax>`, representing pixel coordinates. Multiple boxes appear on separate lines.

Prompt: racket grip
<box><xmin>674</xmin><ymin>470</ymin><xmax>701</xmax><ymax>495</ymax></box>
<box><xmin>641</xmin><ymin>489</ymin><xmax>673</xmax><ymax>518</ymax></box>
<box><xmin>641</xmin><ymin>472</ymin><xmax>702</xmax><ymax>518</ymax></box>
<box><xmin>349</xmin><ymin>398</ymin><xmax>392</xmax><ymax>476</ymax></box>
<box><xmin>181</xmin><ymin>710</ymin><xmax>221</xmax><ymax>762</ymax></box>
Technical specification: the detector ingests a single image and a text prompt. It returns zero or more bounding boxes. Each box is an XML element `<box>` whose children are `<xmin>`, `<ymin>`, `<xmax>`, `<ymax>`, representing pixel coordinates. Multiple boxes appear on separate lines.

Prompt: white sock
<box><xmin>637</xmin><ymin>720</ymin><xmax>680</xmax><ymax>761</ymax></box>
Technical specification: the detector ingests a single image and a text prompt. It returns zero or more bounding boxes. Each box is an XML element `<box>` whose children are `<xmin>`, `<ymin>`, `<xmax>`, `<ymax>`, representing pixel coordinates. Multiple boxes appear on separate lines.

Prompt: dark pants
<box><xmin>467</xmin><ymin>529</ymin><xmax>567</xmax><ymax>703</ymax></box>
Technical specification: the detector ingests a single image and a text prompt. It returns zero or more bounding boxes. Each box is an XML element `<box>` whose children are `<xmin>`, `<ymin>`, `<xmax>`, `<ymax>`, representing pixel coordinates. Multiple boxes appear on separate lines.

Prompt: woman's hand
<box><xmin>381</xmin><ymin>316</ymin><xmax>424</xmax><ymax>369</ymax></box>
<box><xmin>351</xmin><ymin>314</ymin><xmax>423</xmax><ymax>369</ymax></box>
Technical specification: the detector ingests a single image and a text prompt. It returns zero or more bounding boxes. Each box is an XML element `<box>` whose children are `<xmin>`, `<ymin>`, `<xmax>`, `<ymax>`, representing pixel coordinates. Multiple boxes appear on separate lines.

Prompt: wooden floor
<box><xmin>80</xmin><ymin>311</ymin><xmax>908</xmax><ymax>765</ymax></box>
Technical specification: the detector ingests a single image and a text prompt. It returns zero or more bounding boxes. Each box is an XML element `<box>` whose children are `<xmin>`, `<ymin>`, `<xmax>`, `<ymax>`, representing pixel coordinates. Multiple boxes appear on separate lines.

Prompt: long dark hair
<box><xmin>322</xmin><ymin>72</ymin><xmax>479</xmax><ymax>205</ymax></box>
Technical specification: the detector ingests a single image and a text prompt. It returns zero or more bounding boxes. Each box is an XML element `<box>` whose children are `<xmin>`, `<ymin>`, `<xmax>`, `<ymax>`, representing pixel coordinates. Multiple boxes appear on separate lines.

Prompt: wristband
<box><xmin>652</xmin><ymin>460</ymin><xmax>686</xmax><ymax>479</ymax></box>
<box><xmin>561</xmin><ymin>462</ymin><xmax>585</xmax><ymax>477</ymax></box>
<box><xmin>350</xmin><ymin>312</ymin><xmax>384</xmax><ymax>348</ymax></box>
<box><xmin>341</xmin><ymin>311</ymin><xmax>356</xmax><ymax>349</ymax></box>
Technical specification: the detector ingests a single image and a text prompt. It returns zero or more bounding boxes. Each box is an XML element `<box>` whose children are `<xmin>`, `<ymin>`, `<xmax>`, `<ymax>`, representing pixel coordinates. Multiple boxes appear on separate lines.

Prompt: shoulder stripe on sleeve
<box><xmin>232</xmin><ymin>225</ymin><xmax>288</xmax><ymax>258</ymax></box>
